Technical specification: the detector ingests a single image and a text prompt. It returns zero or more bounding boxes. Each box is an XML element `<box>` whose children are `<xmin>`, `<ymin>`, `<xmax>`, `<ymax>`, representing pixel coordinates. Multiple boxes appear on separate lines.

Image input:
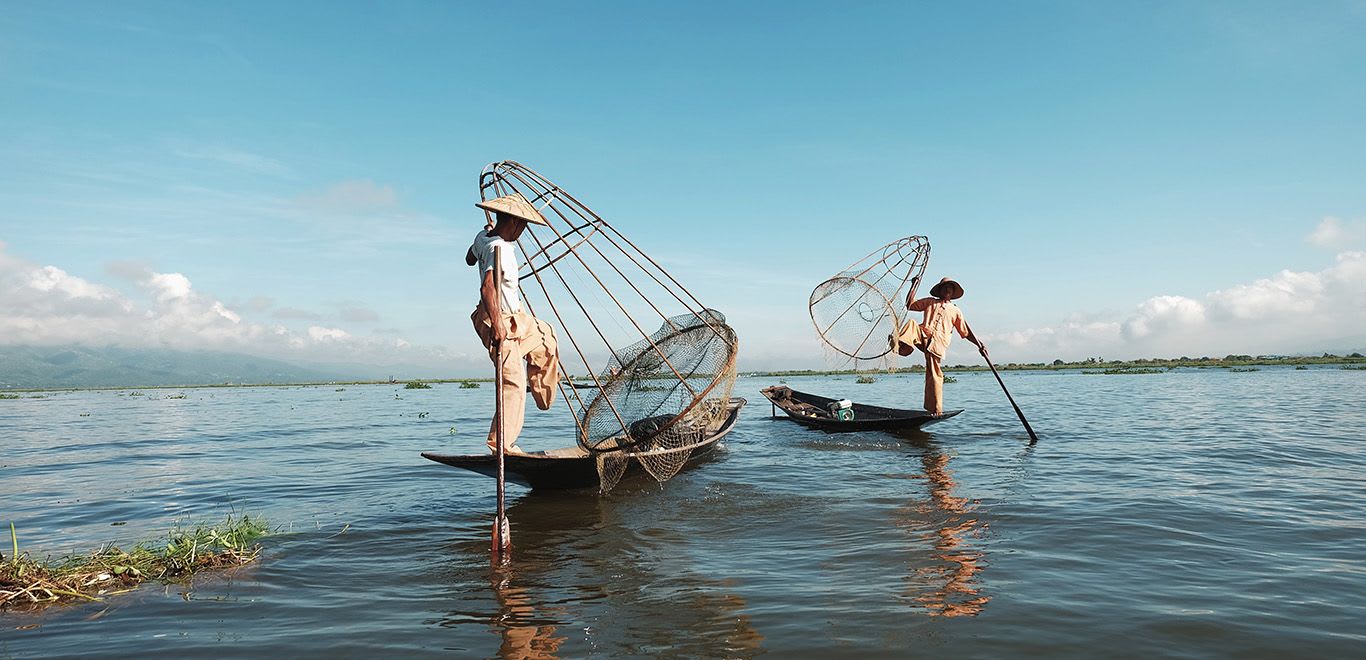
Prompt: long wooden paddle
<box><xmin>965</xmin><ymin>322</ymin><xmax>1039</xmax><ymax>445</ymax></box>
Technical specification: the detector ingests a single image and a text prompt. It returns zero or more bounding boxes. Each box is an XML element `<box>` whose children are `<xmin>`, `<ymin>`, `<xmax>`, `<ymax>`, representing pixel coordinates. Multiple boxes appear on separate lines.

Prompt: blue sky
<box><xmin>2</xmin><ymin>1</ymin><xmax>1364</xmax><ymax>374</ymax></box>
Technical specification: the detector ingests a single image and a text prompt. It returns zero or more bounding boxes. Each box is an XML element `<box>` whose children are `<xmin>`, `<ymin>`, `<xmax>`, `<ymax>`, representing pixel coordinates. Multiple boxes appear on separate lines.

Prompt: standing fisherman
<box><xmin>465</xmin><ymin>193</ymin><xmax>561</xmax><ymax>453</ymax></box>
<box><xmin>896</xmin><ymin>277</ymin><xmax>987</xmax><ymax>416</ymax></box>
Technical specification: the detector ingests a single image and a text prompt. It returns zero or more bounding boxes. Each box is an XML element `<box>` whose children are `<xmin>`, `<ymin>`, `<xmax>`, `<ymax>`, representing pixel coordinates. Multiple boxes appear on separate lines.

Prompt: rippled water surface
<box><xmin>3</xmin><ymin>368</ymin><xmax>1364</xmax><ymax>658</ymax></box>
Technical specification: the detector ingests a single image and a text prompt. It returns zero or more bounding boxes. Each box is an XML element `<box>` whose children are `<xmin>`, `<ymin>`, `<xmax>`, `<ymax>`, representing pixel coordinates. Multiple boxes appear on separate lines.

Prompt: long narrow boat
<box><xmin>422</xmin><ymin>398</ymin><xmax>747</xmax><ymax>491</ymax></box>
<box><xmin>760</xmin><ymin>385</ymin><xmax>960</xmax><ymax>433</ymax></box>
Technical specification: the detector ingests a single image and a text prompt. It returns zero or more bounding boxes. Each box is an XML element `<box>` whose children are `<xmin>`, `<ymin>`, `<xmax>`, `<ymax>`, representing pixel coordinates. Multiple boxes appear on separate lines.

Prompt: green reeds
<box><xmin>0</xmin><ymin>394</ymin><xmax>18</xmax><ymax>400</ymax></box>
<box><xmin>855</xmin><ymin>375</ymin><xmax>876</xmax><ymax>384</ymax></box>
<box><xmin>458</xmin><ymin>381</ymin><xmax>480</xmax><ymax>389</ymax></box>
<box><xmin>1</xmin><ymin>514</ymin><xmax>268</xmax><ymax>610</ymax></box>
<box><xmin>404</xmin><ymin>381</ymin><xmax>432</xmax><ymax>389</ymax></box>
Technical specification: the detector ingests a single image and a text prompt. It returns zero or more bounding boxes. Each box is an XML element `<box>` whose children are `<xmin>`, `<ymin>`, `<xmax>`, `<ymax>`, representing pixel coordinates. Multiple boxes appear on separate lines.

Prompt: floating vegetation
<box><xmin>448</xmin><ymin>426</ymin><xmax>458</xmax><ymax>435</ymax></box>
<box><xmin>0</xmin><ymin>394</ymin><xmax>18</xmax><ymax>400</ymax></box>
<box><xmin>458</xmin><ymin>381</ymin><xmax>480</xmax><ymax>389</ymax></box>
<box><xmin>128</xmin><ymin>391</ymin><xmax>145</xmax><ymax>397</ymax></box>
<box><xmin>335</xmin><ymin>388</ymin><xmax>346</xmax><ymax>392</ymax></box>
<box><xmin>856</xmin><ymin>375</ymin><xmax>876</xmax><ymax>384</ymax></box>
<box><xmin>1085</xmin><ymin>368</ymin><xmax>1165</xmax><ymax>375</ymax></box>
<box><xmin>165</xmin><ymin>394</ymin><xmax>186</xmax><ymax>400</ymax></box>
<box><xmin>1342</xmin><ymin>365</ymin><xmax>1366</xmax><ymax>371</ymax></box>
<box><xmin>942</xmin><ymin>375</ymin><xmax>958</xmax><ymax>383</ymax></box>
<box><xmin>417</xmin><ymin>412</ymin><xmax>430</xmax><ymax>419</ymax></box>
<box><xmin>403</xmin><ymin>381</ymin><xmax>432</xmax><ymax>390</ymax></box>
<box><xmin>1</xmin><ymin>515</ymin><xmax>268</xmax><ymax>610</ymax></box>
<box><xmin>1295</xmin><ymin>366</ymin><xmax>1309</xmax><ymax>370</ymax></box>
<box><xmin>1228</xmin><ymin>367</ymin><xmax>1260</xmax><ymax>373</ymax></box>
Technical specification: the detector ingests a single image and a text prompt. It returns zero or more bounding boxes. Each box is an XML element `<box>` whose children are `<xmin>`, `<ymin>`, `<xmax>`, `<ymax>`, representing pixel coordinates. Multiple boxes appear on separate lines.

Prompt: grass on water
<box><xmin>1</xmin><ymin>514</ymin><xmax>268</xmax><ymax>610</ymax></box>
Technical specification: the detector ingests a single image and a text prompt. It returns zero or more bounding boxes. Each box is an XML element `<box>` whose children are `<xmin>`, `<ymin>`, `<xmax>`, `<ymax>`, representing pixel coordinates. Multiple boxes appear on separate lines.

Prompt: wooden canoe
<box><xmin>421</xmin><ymin>397</ymin><xmax>747</xmax><ymax>491</ymax></box>
<box><xmin>759</xmin><ymin>385</ymin><xmax>960</xmax><ymax>433</ymax></box>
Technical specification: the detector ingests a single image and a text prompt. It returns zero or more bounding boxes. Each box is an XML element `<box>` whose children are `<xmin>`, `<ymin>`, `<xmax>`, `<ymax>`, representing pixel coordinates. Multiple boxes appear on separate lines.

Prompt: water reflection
<box><xmin>442</xmin><ymin>487</ymin><xmax>764</xmax><ymax>657</ymax></box>
<box><xmin>489</xmin><ymin>568</ymin><xmax>566</xmax><ymax>659</ymax></box>
<box><xmin>894</xmin><ymin>432</ymin><xmax>990</xmax><ymax>617</ymax></box>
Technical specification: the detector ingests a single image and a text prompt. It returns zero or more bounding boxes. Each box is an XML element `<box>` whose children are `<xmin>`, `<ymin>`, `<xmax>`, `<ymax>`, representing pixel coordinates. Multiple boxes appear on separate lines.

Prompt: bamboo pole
<box><xmin>491</xmin><ymin>246</ymin><xmax>512</xmax><ymax>561</ymax></box>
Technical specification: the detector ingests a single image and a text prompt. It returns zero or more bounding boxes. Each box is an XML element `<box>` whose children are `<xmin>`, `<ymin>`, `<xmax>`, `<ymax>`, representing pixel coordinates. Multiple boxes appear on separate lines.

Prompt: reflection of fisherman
<box><xmin>896</xmin><ymin>278</ymin><xmax>987</xmax><ymax>416</ymax></box>
<box><xmin>466</xmin><ymin>193</ymin><xmax>561</xmax><ymax>454</ymax></box>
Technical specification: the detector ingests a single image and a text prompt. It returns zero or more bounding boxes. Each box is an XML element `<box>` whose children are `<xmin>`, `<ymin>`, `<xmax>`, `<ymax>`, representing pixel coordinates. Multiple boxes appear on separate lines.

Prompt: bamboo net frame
<box><xmin>808</xmin><ymin>236</ymin><xmax>931</xmax><ymax>362</ymax></box>
<box><xmin>477</xmin><ymin>161</ymin><xmax>740</xmax><ymax>490</ymax></box>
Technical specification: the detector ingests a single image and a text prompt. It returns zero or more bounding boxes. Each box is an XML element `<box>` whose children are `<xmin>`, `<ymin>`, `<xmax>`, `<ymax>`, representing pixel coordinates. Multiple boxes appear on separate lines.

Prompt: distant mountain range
<box><xmin>0</xmin><ymin>345</ymin><xmax>346</xmax><ymax>389</ymax></box>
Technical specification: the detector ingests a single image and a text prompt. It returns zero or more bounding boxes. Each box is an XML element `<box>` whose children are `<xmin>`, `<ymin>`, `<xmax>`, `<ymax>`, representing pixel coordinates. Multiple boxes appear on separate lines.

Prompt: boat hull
<box><xmin>760</xmin><ymin>385</ymin><xmax>960</xmax><ymax>433</ymax></box>
<box><xmin>422</xmin><ymin>397</ymin><xmax>746</xmax><ymax>490</ymax></box>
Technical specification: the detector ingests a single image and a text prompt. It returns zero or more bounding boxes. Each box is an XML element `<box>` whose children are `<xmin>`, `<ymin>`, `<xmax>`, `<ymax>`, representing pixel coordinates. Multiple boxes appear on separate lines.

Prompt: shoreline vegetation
<box><xmin>0</xmin><ymin>354</ymin><xmax>1362</xmax><ymax>394</ymax></box>
<box><xmin>1</xmin><ymin>515</ymin><xmax>267</xmax><ymax>611</ymax></box>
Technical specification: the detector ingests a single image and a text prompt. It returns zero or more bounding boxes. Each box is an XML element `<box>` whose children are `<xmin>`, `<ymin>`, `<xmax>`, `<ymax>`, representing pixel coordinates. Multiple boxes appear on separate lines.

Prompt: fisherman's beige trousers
<box><xmin>924</xmin><ymin>353</ymin><xmax>945</xmax><ymax>415</ymax></box>
<box><xmin>471</xmin><ymin>307</ymin><xmax>559</xmax><ymax>451</ymax></box>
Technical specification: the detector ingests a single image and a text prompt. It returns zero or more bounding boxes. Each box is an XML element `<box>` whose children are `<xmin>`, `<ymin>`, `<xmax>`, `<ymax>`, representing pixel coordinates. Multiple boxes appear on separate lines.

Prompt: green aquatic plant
<box><xmin>942</xmin><ymin>375</ymin><xmax>958</xmax><ymax>384</ymax></box>
<box><xmin>165</xmin><ymin>394</ymin><xmax>186</xmax><ymax>400</ymax></box>
<box><xmin>404</xmin><ymin>381</ymin><xmax>432</xmax><ymax>389</ymax></box>
<box><xmin>856</xmin><ymin>375</ymin><xmax>876</xmax><ymax>384</ymax></box>
<box><xmin>1341</xmin><ymin>365</ymin><xmax>1366</xmax><ymax>371</ymax></box>
<box><xmin>0</xmin><ymin>394</ymin><xmax>19</xmax><ymax>400</ymax></box>
<box><xmin>1086</xmin><ymin>368</ymin><xmax>1164</xmax><ymax>375</ymax></box>
<box><xmin>1</xmin><ymin>514</ymin><xmax>268</xmax><ymax>610</ymax></box>
<box><xmin>1295</xmin><ymin>366</ymin><xmax>1309</xmax><ymax>370</ymax></box>
<box><xmin>459</xmin><ymin>381</ymin><xmax>480</xmax><ymax>389</ymax></box>
<box><xmin>128</xmin><ymin>391</ymin><xmax>144</xmax><ymax>397</ymax></box>
<box><xmin>1228</xmin><ymin>367</ymin><xmax>1260</xmax><ymax>373</ymax></box>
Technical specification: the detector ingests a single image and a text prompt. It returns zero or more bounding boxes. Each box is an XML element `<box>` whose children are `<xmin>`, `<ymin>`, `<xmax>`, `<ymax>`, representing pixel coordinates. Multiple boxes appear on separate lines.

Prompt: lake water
<box><xmin>2</xmin><ymin>367</ymin><xmax>1363</xmax><ymax>658</ymax></box>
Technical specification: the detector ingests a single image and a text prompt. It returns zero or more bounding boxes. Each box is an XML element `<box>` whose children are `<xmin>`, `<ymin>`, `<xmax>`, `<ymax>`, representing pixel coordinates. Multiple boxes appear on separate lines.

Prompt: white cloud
<box><xmin>986</xmin><ymin>250</ymin><xmax>1366</xmax><ymax>361</ymax></box>
<box><xmin>0</xmin><ymin>241</ymin><xmax>473</xmax><ymax>372</ymax></box>
<box><xmin>1121</xmin><ymin>295</ymin><xmax>1206</xmax><ymax>339</ymax></box>
<box><xmin>1306</xmin><ymin>216</ymin><xmax>1366</xmax><ymax>249</ymax></box>
<box><xmin>297</xmin><ymin>179</ymin><xmax>399</xmax><ymax>214</ymax></box>
<box><xmin>307</xmin><ymin>326</ymin><xmax>351</xmax><ymax>342</ymax></box>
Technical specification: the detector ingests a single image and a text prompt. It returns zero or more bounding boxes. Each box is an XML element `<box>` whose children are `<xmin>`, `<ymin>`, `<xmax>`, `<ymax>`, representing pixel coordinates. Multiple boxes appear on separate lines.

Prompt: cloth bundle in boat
<box><xmin>809</xmin><ymin>236</ymin><xmax>930</xmax><ymax>363</ymax></box>
<box><xmin>580</xmin><ymin>310</ymin><xmax>739</xmax><ymax>491</ymax></box>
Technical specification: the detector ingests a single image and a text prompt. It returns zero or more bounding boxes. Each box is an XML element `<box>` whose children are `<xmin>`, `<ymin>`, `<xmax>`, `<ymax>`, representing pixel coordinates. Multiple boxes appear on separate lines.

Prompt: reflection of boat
<box><xmin>760</xmin><ymin>385</ymin><xmax>960</xmax><ymax>433</ymax></box>
<box><xmin>422</xmin><ymin>398</ymin><xmax>746</xmax><ymax>491</ymax></box>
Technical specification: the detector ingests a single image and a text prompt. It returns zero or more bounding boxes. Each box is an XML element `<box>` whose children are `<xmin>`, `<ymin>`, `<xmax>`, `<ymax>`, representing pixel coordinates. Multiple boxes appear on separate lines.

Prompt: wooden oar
<box><xmin>491</xmin><ymin>246</ymin><xmax>512</xmax><ymax>562</ymax></box>
<box><xmin>965</xmin><ymin>322</ymin><xmax>1039</xmax><ymax>445</ymax></box>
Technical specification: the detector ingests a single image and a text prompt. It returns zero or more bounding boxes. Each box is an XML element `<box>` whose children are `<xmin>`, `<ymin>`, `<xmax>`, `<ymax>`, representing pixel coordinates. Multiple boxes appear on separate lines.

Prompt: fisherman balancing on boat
<box><xmin>466</xmin><ymin>193</ymin><xmax>561</xmax><ymax>454</ymax></box>
<box><xmin>895</xmin><ymin>277</ymin><xmax>987</xmax><ymax>417</ymax></box>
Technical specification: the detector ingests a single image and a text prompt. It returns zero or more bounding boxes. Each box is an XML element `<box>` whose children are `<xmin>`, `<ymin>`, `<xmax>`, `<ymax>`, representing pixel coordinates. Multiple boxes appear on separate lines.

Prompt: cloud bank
<box><xmin>988</xmin><ymin>250</ymin><xmax>1366</xmax><ymax>362</ymax></box>
<box><xmin>0</xmin><ymin>240</ymin><xmax>470</xmax><ymax>372</ymax></box>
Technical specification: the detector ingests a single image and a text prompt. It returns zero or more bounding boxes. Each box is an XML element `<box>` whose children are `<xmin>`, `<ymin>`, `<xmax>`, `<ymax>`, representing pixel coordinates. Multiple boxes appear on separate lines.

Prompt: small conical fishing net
<box><xmin>809</xmin><ymin>236</ymin><xmax>930</xmax><ymax>363</ymax></box>
<box><xmin>479</xmin><ymin>161</ymin><xmax>740</xmax><ymax>493</ymax></box>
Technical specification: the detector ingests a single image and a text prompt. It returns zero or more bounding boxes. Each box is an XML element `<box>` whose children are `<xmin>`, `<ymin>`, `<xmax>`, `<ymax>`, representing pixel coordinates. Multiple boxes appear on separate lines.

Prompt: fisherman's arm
<box><xmin>465</xmin><ymin>247</ymin><xmax>477</xmax><ymax>266</ymax></box>
<box><xmin>480</xmin><ymin>268</ymin><xmax>505</xmax><ymax>342</ymax></box>
<box><xmin>955</xmin><ymin>312</ymin><xmax>988</xmax><ymax>356</ymax></box>
<box><xmin>907</xmin><ymin>296</ymin><xmax>934</xmax><ymax>312</ymax></box>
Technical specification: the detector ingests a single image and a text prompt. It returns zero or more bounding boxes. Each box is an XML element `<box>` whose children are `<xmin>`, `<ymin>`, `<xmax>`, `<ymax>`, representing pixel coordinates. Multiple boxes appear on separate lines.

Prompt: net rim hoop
<box><xmin>580</xmin><ymin>321</ymin><xmax>739</xmax><ymax>454</ymax></box>
<box><xmin>807</xmin><ymin>275</ymin><xmax>899</xmax><ymax>360</ymax></box>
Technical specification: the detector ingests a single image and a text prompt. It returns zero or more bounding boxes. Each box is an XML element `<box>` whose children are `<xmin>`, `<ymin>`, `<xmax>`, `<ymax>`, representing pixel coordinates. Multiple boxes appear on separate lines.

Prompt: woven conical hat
<box><xmin>929</xmin><ymin>277</ymin><xmax>964</xmax><ymax>300</ymax></box>
<box><xmin>475</xmin><ymin>192</ymin><xmax>549</xmax><ymax>226</ymax></box>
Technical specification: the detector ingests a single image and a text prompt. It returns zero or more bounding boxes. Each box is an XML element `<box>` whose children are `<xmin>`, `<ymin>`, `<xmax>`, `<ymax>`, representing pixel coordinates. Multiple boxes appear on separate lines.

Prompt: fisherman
<box><xmin>897</xmin><ymin>277</ymin><xmax>987</xmax><ymax>416</ymax></box>
<box><xmin>466</xmin><ymin>193</ymin><xmax>560</xmax><ymax>454</ymax></box>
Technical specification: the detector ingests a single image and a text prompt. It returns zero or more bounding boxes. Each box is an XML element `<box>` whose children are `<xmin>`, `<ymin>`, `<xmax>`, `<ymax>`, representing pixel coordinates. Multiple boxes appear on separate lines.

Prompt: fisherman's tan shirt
<box><xmin>907</xmin><ymin>297</ymin><xmax>971</xmax><ymax>359</ymax></box>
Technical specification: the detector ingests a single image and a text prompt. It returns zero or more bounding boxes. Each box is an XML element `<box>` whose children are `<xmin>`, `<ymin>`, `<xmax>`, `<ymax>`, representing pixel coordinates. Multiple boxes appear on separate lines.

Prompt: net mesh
<box><xmin>580</xmin><ymin>310</ymin><xmax>738</xmax><ymax>486</ymax></box>
<box><xmin>477</xmin><ymin>161</ymin><xmax>740</xmax><ymax>493</ymax></box>
<box><xmin>809</xmin><ymin>236</ymin><xmax>930</xmax><ymax>363</ymax></box>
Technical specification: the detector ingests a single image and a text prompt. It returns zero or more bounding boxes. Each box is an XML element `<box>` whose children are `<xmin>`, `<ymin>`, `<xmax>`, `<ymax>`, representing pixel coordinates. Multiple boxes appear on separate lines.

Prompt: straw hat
<box><xmin>929</xmin><ymin>277</ymin><xmax>964</xmax><ymax>300</ymax></box>
<box><xmin>475</xmin><ymin>192</ymin><xmax>549</xmax><ymax>226</ymax></box>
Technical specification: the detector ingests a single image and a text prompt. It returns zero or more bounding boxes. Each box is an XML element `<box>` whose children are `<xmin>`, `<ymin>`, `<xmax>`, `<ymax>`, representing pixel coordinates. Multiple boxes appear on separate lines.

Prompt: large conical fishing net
<box><xmin>809</xmin><ymin>236</ymin><xmax>930</xmax><ymax>363</ymax></box>
<box><xmin>479</xmin><ymin>161</ymin><xmax>740</xmax><ymax>493</ymax></box>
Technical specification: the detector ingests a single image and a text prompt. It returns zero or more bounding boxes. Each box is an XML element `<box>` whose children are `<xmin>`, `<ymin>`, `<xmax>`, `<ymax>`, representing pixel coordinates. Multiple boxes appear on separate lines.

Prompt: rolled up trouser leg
<box><xmin>520</xmin><ymin>315</ymin><xmax>560</xmax><ymax>411</ymax></box>
<box><xmin>924</xmin><ymin>353</ymin><xmax>944</xmax><ymax>415</ymax></box>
